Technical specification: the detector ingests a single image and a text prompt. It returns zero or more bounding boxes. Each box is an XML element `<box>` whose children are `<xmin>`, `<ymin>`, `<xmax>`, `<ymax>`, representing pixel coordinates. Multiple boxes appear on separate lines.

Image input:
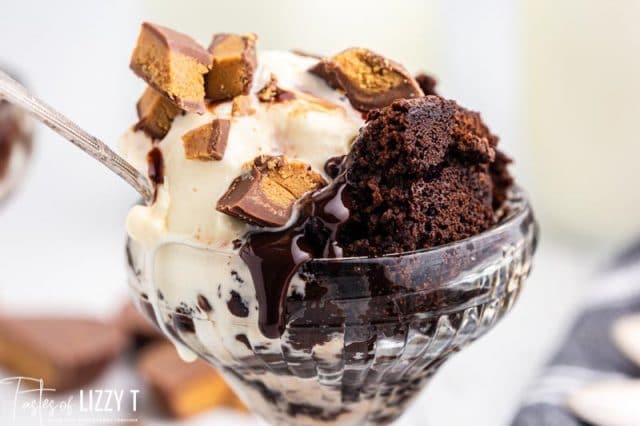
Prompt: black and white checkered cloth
<box><xmin>511</xmin><ymin>242</ymin><xmax>640</xmax><ymax>425</ymax></box>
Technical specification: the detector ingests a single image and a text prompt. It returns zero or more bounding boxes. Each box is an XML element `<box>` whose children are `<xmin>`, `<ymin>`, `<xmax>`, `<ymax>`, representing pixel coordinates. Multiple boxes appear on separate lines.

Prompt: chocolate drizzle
<box><xmin>324</xmin><ymin>155</ymin><xmax>345</xmax><ymax>179</ymax></box>
<box><xmin>240</xmin><ymin>160</ymin><xmax>351</xmax><ymax>339</ymax></box>
<box><xmin>147</xmin><ymin>147</ymin><xmax>164</xmax><ymax>184</ymax></box>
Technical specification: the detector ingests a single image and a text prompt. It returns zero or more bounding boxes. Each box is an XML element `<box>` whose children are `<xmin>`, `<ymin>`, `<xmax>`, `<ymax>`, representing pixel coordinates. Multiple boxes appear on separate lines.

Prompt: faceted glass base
<box><xmin>127</xmin><ymin>189</ymin><xmax>537</xmax><ymax>425</ymax></box>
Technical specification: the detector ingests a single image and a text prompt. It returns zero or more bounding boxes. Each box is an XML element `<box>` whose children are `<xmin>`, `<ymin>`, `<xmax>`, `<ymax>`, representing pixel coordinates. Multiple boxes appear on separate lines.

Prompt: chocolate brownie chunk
<box><xmin>337</xmin><ymin>95</ymin><xmax>509</xmax><ymax>256</ymax></box>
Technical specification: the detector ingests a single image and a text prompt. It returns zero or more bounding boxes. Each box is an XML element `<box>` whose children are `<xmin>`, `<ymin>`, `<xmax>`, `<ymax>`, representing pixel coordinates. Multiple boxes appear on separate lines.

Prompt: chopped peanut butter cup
<box><xmin>135</xmin><ymin>86</ymin><xmax>182</xmax><ymax>139</ymax></box>
<box><xmin>205</xmin><ymin>33</ymin><xmax>257</xmax><ymax>102</ymax></box>
<box><xmin>217</xmin><ymin>156</ymin><xmax>326</xmax><ymax>227</ymax></box>
<box><xmin>182</xmin><ymin>119</ymin><xmax>230</xmax><ymax>161</ymax></box>
<box><xmin>310</xmin><ymin>47</ymin><xmax>423</xmax><ymax>111</ymax></box>
<box><xmin>130</xmin><ymin>22</ymin><xmax>212</xmax><ymax>113</ymax></box>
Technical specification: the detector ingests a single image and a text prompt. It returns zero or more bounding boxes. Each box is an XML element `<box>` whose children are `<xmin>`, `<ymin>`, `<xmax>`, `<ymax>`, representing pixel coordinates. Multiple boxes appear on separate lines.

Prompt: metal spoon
<box><xmin>0</xmin><ymin>69</ymin><xmax>154</xmax><ymax>204</ymax></box>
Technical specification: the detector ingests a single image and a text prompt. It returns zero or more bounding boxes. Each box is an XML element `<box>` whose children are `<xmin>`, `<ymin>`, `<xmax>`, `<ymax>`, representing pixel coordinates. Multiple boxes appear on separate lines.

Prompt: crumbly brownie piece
<box><xmin>338</xmin><ymin>95</ymin><xmax>509</xmax><ymax>256</ymax></box>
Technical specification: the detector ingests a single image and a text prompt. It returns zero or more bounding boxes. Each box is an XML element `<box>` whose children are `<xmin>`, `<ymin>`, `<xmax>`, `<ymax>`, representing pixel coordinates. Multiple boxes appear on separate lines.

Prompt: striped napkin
<box><xmin>511</xmin><ymin>242</ymin><xmax>640</xmax><ymax>426</ymax></box>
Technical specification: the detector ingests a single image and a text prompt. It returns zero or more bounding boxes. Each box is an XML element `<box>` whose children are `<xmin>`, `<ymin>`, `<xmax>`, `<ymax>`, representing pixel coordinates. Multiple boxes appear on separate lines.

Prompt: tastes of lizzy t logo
<box><xmin>0</xmin><ymin>376</ymin><xmax>140</xmax><ymax>424</ymax></box>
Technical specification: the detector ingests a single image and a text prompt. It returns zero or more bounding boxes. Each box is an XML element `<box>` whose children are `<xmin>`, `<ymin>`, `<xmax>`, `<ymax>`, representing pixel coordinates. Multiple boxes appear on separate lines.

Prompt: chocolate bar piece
<box><xmin>134</xmin><ymin>86</ymin><xmax>182</xmax><ymax>140</ymax></box>
<box><xmin>115</xmin><ymin>302</ymin><xmax>163</xmax><ymax>349</ymax></box>
<box><xmin>217</xmin><ymin>156</ymin><xmax>326</xmax><ymax>227</ymax></box>
<box><xmin>310</xmin><ymin>48</ymin><xmax>423</xmax><ymax>111</ymax></box>
<box><xmin>130</xmin><ymin>22</ymin><xmax>212</xmax><ymax>113</ymax></box>
<box><xmin>0</xmin><ymin>316</ymin><xmax>126</xmax><ymax>391</ymax></box>
<box><xmin>205</xmin><ymin>33</ymin><xmax>257</xmax><ymax>102</ymax></box>
<box><xmin>137</xmin><ymin>342</ymin><xmax>241</xmax><ymax>418</ymax></box>
<box><xmin>181</xmin><ymin>119</ymin><xmax>230</xmax><ymax>161</ymax></box>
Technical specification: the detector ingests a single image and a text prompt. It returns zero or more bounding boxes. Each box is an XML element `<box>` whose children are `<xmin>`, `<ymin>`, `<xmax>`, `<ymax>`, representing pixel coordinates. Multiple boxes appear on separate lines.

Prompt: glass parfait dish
<box><xmin>126</xmin><ymin>188</ymin><xmax>537</xmax><ymax>425</ymax></box>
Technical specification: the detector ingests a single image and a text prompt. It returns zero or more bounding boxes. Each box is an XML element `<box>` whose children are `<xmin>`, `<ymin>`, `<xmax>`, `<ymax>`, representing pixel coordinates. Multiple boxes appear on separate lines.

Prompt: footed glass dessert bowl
<box><xmin>126</xmin><ymin>189</ymin><xmax>538</xmax><ymax>426</ymax></box>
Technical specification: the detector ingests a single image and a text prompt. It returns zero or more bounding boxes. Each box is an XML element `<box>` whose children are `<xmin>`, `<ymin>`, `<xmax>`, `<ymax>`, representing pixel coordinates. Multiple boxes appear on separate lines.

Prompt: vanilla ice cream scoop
<box><xmin>120</xmin><ymin>47</ymin><xmax>365</xmax><ymax>367</ymax></box>
<box><xmin>121</xmin><ymin>50</ymin><xmax>363</xmax><ymax>250</ymax></box>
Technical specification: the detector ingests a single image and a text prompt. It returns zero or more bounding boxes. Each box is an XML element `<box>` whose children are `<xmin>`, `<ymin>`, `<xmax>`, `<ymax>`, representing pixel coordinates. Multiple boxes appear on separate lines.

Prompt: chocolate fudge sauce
<box><xmin>240</xmin><ymin>160</ymin><xmax>350</xmax><ymax>338</ymax></box>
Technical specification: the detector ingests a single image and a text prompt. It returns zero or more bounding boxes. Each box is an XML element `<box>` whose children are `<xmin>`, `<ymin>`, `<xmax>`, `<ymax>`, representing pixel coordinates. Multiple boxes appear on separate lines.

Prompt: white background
<box><xmin>0</xmin><ymin>1</ymin><xmax>613</xmax><ymax>425</ymax></box>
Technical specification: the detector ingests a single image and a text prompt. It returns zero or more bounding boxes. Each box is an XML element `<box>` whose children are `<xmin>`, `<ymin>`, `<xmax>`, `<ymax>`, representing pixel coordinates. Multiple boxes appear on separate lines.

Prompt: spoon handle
<box><xmin>0</xmin><ymin>69</ymin><xmax>154</xmax><ymax>204</ymax></box>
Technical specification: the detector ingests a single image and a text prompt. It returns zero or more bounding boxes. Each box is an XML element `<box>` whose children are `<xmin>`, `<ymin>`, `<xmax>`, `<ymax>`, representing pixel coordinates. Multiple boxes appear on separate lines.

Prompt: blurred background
<box><xmin>1</xmin><ymin>0</ymin><xmax>638</xmax><ymax>425</ymax></box>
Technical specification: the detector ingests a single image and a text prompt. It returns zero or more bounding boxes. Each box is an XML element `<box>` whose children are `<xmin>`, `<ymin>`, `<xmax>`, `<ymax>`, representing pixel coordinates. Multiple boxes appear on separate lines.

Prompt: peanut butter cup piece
<box><xmin>135</xmin><ymin>86</ymin><xmax>182</xmax><ymax>139</ymax></box>
<box><xmin>310</xmin><ymin>48</ymin><xmax>423</xmax><ymax>111</ymax></box>
<box><xmin>205</xmin><ymin>33</ymin><xmax>257</xmax><ymax>102</ymax></box>
<box><xmin>217</xmin><ymin>156</ymin><xmax>326</xmax><ymax>227</ymax></box>
<box><xmin>130</xmin><ymin>22</ymin><xmax>212</xmax><ymax>113</ymax></box>
<box><xmin>182</xmin><ymin>119</ymin><xmax>230</xmax><ymax>161</ymax></box>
